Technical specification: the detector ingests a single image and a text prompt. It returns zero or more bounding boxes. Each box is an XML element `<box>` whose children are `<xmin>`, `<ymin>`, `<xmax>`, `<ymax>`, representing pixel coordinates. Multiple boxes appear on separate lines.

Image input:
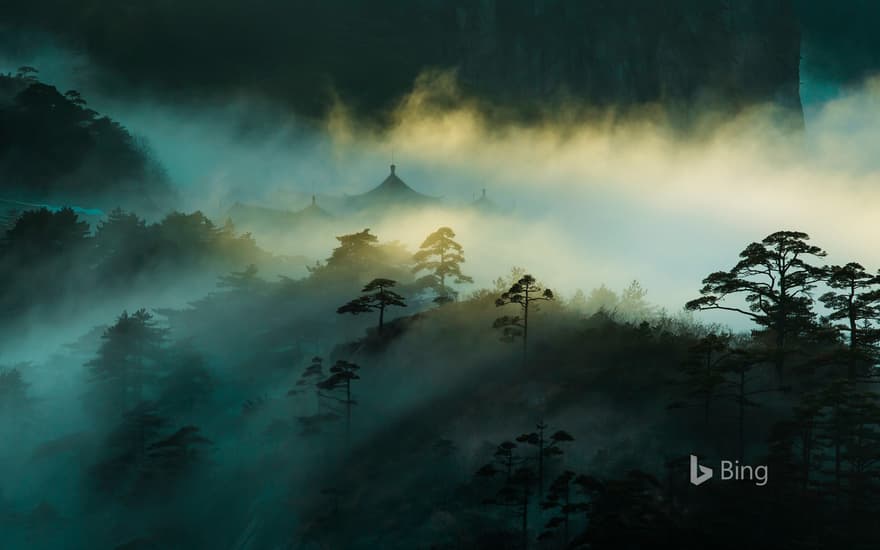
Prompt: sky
<box><xmin>2</xmin><ymin>6</ymin><xmax>880</xmax><ymax>333</ymax></box>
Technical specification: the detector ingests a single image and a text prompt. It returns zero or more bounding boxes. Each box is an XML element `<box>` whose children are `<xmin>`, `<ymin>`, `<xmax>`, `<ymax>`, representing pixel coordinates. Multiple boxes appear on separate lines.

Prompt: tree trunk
<box><xmin>705</xmin><ymin>351</ymin><xmax>712</xmax><ymax>425</ymax></box>
<box><xmin>738</xmin><ymin>368</ymin><xmax>745</xmax><ymax>461</ymax></box>
<box><xmin>346</xmin><ymin>378</ymin><xmax>352</xmax><ymax>451</ymax></box>
<box><xmin>848</xmin><ymin>291</ymin><xmax>858</xmax><ymax>379</ymax></box>
<box><xmin>523</xmin><ymin>289</ymin><xmax>530</xmax><ymax>367</ymax></box>
<box><xmin>801</xmin><ymin>425</ymin><xmax>812</xmax><ymax>491</ymax></box>
<box><xmin>378</xmin><ymin>304</ymin><xmax>385</xmax><ymax>333</ymax></box>
<box><xmin>563</xmin><ymin>483</ymin><xmax>570</xmax><ymax>545</ymax></box>
<box><xmin>537</xmin><ymin>424</ymin><xmax>545</xmax><ymax>498</ymax></box>
<box><xmin>775</xmin><ymin>332</ymin><xmax>785</xmax><ymax>385</ymax></box>
<box><xmin>777</xmin><ymin>275</ymin><xmax>788</xmax><ymax>384</ymax></box>
<box><xmin>834</xmin><ymin>402</ymin><xmax>841</xmax><ymax>502</ymax></box>
<box><xmin>522</xmin><ymin>487</ymin><xmax>529</xmax><ymax>550</ymax></box>
<box><xmin>440</xmin><ymin>252</ymin><xmax>447</xmax><ymax>299</ymax></box>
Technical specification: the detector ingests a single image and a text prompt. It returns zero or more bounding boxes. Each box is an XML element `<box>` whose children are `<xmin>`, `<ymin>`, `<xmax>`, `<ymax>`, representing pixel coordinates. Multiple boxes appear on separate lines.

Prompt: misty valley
<box><xmin>2</xmin><ymin>3</ymin><xmax>880</xmax><ymax>549</ymax></box>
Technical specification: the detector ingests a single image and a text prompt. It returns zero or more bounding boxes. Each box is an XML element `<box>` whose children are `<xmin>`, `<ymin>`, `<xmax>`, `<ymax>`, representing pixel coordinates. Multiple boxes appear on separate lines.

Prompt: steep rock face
<box><xmin>6</xmin><ymin>0</ymin><xmax>803</xmax><ymax>124</ymax></box>
<box><xmin>447</xmin><ymin>0</ymin><xmax>802</xmax><ymax>120</ymax></box>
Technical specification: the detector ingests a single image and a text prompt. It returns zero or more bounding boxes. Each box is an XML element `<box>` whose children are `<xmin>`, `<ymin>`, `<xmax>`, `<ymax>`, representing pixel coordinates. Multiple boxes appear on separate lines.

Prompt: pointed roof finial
<box><xmin>390</xmin><ymin>163</ymin><xmax>396</xmax><ymax>175</ymax></box>
<box><xmin>311</xmin><ymin>194</ymin><xmax>316</xmax><ymax>206</ymax></box>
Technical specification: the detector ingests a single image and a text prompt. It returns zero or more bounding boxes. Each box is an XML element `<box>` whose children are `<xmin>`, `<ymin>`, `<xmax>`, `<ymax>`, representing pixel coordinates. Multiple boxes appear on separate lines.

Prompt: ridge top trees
<box><xmin>686</xmin><ymin>230</ymin><xmax>827</xmax><ymax>382</ymax></box>
<box><xmin>86</xmin><ymin>309</ymin><xmax>167</xmax><ymax>415</ymax></box>
<box><xmin>309</xmin><ymin>228</ymin><xmax>379</xmax><ymax>281</ymax></box>
<box><xmin>494</xmin><ymin>274</ymin><xmax>554</xmax><ymax>366</ymax></box>
<box><xmin>337</xmin><ymin>278</ymin><xmax>407</xmax><ymax>333</ymax></box>
<box><xmin>819</xmin><ymin>262</ymin><xmax>880</xmax><ymax>379</ymax></box>
<box><xmin>412</xmin><ymin>226</ymin><xmax>473</xmax><ymax>303</ymax></box>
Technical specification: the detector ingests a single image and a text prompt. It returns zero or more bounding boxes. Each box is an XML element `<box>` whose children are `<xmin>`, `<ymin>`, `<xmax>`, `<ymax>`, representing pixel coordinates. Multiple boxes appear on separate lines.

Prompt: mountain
<box><xmin>5</xmin><ymin>1</ymin><xmax>803</xmax><ymax>126</ymax></box>
<box><xmin>449</xmin><ymin>0</ymin><xmax>802</xmax><ymax>123</ymax></box>
<box><xmin>0</xmin><ymin>70</ymin><xmax>174</xmax><ymax>213</ymax></box>
<box><xmin>226</xmin><ymin>195</ymin><xmax>335</xmax><ymax>236</ymax></box>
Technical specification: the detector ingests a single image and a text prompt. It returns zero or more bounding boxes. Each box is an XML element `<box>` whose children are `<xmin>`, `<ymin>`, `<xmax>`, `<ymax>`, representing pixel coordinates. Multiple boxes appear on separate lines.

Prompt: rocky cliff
<box><xmin>5</xmin><ymin>0</ymin><xmax>803</xmax><ymax>124</ymax></box>
<box><xmin>446</xmin><ymin>0</ymin><xmax>802</xmax><ymax>121</ymax></box>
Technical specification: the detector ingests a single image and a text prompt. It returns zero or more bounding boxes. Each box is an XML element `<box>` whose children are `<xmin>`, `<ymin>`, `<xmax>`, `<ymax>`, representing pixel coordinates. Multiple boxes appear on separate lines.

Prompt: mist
<box><xmin>2</xmin><ymin>23</ymin><xmax>880</xmax><ymax>548</ymax></box>
<box><xmin>23</xmin><ymin>61</ymin><xmax>875</xmax><ymax>333</ymax></box>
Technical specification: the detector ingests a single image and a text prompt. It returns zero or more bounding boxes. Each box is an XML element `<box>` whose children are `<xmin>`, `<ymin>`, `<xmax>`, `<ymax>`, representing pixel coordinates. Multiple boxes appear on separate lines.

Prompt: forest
<box><xmin>3</xmin><ymin>2</ymin><xmax>880</xmax><ymax>548</ymax></box>
<box><xmin>1</xmin><ymin>200</ymin><xmax>878</xmax><ymax>548</ymax></box>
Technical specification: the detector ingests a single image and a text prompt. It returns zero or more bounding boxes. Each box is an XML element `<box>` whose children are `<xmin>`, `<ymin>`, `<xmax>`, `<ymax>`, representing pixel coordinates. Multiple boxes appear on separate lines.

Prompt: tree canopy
<box><xmin>412</xmin><ymin>226</ymin><xmax>473</xmax><ymax>302</ymax></box>
<box><xmin>337</xmin><ymin>278</ymin><xmax>408</xmax><ymax>333</ymax></box>
<box><xmin>687</xmin><ymin>230</ymin><xmax>827</xmax><ymax>380</ymax></box>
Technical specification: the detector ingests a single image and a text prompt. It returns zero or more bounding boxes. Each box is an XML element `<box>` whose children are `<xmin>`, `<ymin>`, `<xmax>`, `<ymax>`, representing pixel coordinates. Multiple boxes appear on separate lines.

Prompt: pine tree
<box><xmin>316</xmin><ymin>360</ymin><xmax>360</xmax><ymax>449</ymax></box>
<box><xmin>687</xmin><ymin>231</ymin><xmax>827</xmax><ymax>382</ymax></box>
<box><xmin>583</xmin><ymin>284</ymin><xmax>619</xmax><ymax>316</ymax></box>
<box><xmin>812</xmin><ymin>380</ymin><xmax>880</xmax><ymax>508</ymax></box>
<box><xmin>718</xmin><ymin>350</ymin><xmax>788</xmax><ymax>461</ymax></box>
<box><xmin>515</xmin><ymin>422</ymin><xmax>574</xmax><ymax>497</ymax></box>
<box><xmin>540</xmin><ymin>470</ymin><xmax>590</xmax><ymax>546</ymax></box>
<box><xmin>291</xmin><ymin>356</ymin><xmax>326</xmax><ymax>412</ymax></box>
<box><xmin>142</xmin><ymin>425</ymin><xmax>212</xmax><ymax>492</ymax></box>
<box><xmin>617</xmin><ymin>280</ymin><xmax>653</xmax><ymax>320</ymax></box>
<box><xmin>309</xmin><ymin>229</ymin><xmax>382</xmax><ymax>281</ymax></box>
<box><xmin>476</xmin><ymin>443</ymin><xmax>537</xmax><ymax>550</ymax></box>
<box><xmin>93</xmin><ymin>208</ymin><xmax>150</xmax><ymax>278</ymax></box>
<box><xmin>218</xmin><ymin>264</ymin><xmax>264</xmax><ymax>292</ymax></box>
<box><xmin>819</xmin><ymin>263</ymin><xmax>880</xmax><ymax>379</ymax></box>
<box><xmin>412</xmin><ymin>226</ymin><xmax>473</xmax><ymax>303</ymax></box>
<box><xmin>668</xmin><ymin>333</ymin><xmax>735</xmax><ymax>426</ymax></box>
<box><xmin>92</xmin><ymin>401</ymin><xmax>167</xmax><ymax>498</ymax></box>
<box><xmin>769</xmin><ymin>391</ymin><xmax>824</xmax><ymax>492</ymax></box>
<box><xmin>289</xmin><ymin>356</ymin><xmax>338</xmax><ymax>436</ymax></box>
<box><xmin>337</xmin><ymin>278</ymin><xmax>407</xmax><ymax>333</ymax></box>
<box><xmin>2</xmin><ymin>207</ymin><xmax>90</xmax><ymax>263</ymax></box>
<box><xmin>567</xmin><ymin>289</ymin><xmax>588</xmax><ymax>314</ymax></box>
<box><xmin>477</xmin><ymin>441</ymin><xmax>523</xmax><ymax>483</ymax></box>
<box><xmin>86</xmin><ymin>309</ymin><xmax>167</xmax><ymax>415</ymax></box>
<box><xmin>494</xmin><ymin>274</ymin><xmax>554</xmax><ymax>366</ymax></box>
<box><xmin>157</xmin><ymin>342</ymin><xmax>212</xmax><ymax>416</ymax></box>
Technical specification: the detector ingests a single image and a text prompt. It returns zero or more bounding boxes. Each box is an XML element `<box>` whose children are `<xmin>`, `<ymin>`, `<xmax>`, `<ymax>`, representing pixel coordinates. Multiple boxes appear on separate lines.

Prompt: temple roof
<box><xmin>347</xmin><ymin>164</ymin><xmax>437</xmax><ymax>209</ymax></box>
<box><xmin>296</xmin><ymin>194</ymin><xmax>332</xmax><ymax>219</ymax></box>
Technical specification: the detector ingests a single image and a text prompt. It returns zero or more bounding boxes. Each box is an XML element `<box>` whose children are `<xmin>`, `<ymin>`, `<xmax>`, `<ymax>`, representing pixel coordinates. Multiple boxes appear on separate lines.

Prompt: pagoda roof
<box><xmin>347</xmin><ymin>164</ymin><xmax>438</xmax><ymax>209</ymax></box>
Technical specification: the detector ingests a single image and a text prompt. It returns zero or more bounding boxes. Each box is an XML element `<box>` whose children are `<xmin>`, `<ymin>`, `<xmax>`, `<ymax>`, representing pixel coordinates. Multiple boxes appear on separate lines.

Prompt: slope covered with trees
<box><xmin>0</xmin><ymin>206</ymin><xmax>293</xmax><ymax>332</ymax></box>
<box><xmin>0</xmin><ymin>68</ymin><xmax>173</xmax><ymax>212</ymax></box>
<box><xmin>1</xmin><ymin>221</ymin><xmax>877</xmax><ymax>548</ymax></box>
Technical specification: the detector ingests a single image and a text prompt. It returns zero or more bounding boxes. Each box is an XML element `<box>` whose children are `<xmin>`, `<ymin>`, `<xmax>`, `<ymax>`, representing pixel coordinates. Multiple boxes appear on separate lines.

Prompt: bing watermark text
<box><xmin>689</xmin><ymin>454</ymin><xmax>768</xmax><ymax>487</ymax></box>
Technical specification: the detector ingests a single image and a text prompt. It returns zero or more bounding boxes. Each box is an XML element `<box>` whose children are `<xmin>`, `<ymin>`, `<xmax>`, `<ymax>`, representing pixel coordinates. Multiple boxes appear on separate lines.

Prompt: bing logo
<box><xmin>689</xmin><ymin>454</ymin><xmax>768</xmax><ymax>487</ymax></box>
<box><xmin>689</xmin><ymin>454</ymin><xmax>713</xmax><ymax>486</ymax></box>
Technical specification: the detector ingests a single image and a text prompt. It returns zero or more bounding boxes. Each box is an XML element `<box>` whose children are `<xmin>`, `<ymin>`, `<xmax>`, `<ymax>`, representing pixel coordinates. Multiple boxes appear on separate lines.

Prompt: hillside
<box><xmin>0</xmin><ymin>69</ymin><xmax>174</xmax><ymax>213</ymax></box>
